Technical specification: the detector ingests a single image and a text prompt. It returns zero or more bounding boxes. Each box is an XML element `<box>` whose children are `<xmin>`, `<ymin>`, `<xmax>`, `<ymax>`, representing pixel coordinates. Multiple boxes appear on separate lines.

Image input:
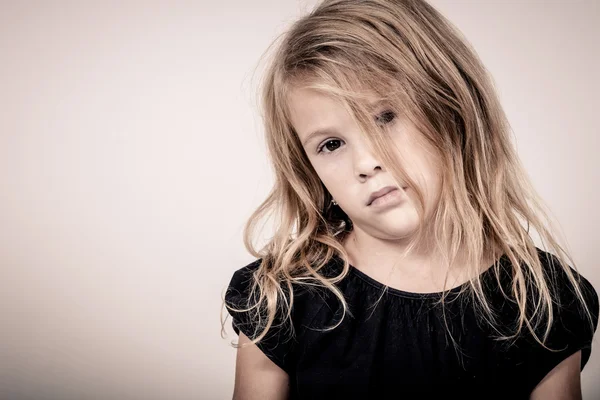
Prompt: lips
<box><xmin>367</xmin><ymin>186</ymin><xmax>399</xmax><ymax>206</ymax></box>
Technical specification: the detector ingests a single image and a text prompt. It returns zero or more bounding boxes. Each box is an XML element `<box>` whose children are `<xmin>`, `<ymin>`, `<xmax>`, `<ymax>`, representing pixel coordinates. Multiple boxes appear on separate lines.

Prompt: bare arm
<box><xmin>530</xmin><ymin>350</ymin><xmax>582</xmax><ymax>400</ymax></box>
<box><xmin>232</xmin><ymin>332</ymin><xmax>290</xmax><ymax>400</ymax></box>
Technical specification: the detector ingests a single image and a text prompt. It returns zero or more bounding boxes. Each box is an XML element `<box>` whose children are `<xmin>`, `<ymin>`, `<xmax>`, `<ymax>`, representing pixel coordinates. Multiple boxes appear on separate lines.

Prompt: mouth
<box><xmin>367</xmin><ymin>186</ymin><xmax>407</xmax><ymax>206</ymax></box>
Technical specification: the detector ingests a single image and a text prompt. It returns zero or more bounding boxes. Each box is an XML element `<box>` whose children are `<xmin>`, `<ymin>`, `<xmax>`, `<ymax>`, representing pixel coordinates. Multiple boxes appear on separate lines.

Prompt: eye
<box><xmin>317</xmin><ymin>139</ymin><xmax>344</xmax><ymax>155</ymax></box>
<box><xmin>375</xmin><ymin>110</ymin><xmax>396</xmax><ymax>125</ymax></box>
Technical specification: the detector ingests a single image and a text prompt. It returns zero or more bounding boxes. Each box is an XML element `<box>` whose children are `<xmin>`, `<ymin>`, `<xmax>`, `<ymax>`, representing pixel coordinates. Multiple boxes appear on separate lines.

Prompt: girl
<box><xmin>221</xmin><ymin>0</ymin><xmax>599</xmax><ymax>399</ymax></box>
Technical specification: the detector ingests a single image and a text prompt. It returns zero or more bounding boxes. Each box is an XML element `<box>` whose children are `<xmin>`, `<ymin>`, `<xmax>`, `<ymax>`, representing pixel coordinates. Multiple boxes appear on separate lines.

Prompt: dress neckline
<box><xmin>333</xmin><ymin>253</ymin><xmax>507</xmax><ymax>299</ymax></box>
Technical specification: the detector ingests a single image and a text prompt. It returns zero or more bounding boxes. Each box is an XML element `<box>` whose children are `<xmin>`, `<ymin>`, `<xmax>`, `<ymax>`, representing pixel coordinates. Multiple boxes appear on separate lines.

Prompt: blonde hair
<box><xmin>221</xmin><ymin>0</ymin><xmax>595</xmax><ymax>359</ymax></box>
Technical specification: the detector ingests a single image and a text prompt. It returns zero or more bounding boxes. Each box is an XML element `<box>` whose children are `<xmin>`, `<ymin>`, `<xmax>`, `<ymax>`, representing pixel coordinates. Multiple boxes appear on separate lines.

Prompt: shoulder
<box><xmin>535</xmin><ymin>249</ymin><xmax>599</xmax><ymax>338</ymax></box>
<box><xmin>522</xmin><ymin>248</ymin><xmax>599</xmax><ymax>385</ymax></box>
<box><xmin>225</xmin><ymin>259</ymin><xmax>262</xmax><ymax>305</ymax></box>
<box><xmin>224</xmin><ymin>258</ymin><xmax>329</xmax><ymax>372</ymax></box>
<box><xmin>225</xmin><ymin>258</ymin><xmax>318</xmax><ymax>314</ymax></box>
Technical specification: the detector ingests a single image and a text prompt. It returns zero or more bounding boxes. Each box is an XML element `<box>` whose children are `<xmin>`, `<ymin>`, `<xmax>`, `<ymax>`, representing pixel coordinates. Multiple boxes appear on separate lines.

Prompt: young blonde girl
<box><xmin>221</xmin><ymin>1</ymin><xmax>599</xmax><ymax>399</ymax></box>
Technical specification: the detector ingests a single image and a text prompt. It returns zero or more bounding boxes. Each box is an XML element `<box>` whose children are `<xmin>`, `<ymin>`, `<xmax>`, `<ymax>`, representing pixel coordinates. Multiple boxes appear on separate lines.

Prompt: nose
<box><xmin>354</xmin><ymin>139</ymin><xmax>383</xmax><ymax>180</ymax></box>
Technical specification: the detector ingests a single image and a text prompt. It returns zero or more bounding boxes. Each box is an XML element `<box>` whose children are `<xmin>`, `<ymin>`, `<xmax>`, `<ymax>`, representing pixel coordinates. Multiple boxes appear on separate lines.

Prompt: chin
<box><xmin>353</xmin><ymin>208</ymin><xmax>420</xmax><ymax>236</ymax></box>
<box><xmin>387</xmin><ymin>215</ymin><xmax>420</xmax><ymax>236</ymax></box>
<box><xmin>366</xmin><ymin>219</ymin><xmax>419</xmax><ymax>240</ymax></box>
<box><xmin>388</xmin><ymin>226</ymin><xmax>419</xmax><ymax>239</ymax></box>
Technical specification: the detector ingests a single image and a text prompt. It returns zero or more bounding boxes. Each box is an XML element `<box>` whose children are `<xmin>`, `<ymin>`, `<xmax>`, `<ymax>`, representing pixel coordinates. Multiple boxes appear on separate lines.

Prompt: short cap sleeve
<box><xmin>224</xmin><ymin>259</ymin><xmax>297</xmax><ymax>373</ymax></box>
<box><xmin>527</xmin><ymin>256</ymin><xmax>599</xmax><ymax>386</ymax></box>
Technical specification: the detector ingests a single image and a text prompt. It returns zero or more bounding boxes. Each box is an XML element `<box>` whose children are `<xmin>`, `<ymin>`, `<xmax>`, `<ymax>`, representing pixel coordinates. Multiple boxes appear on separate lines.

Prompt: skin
<box><xmin>232</xmin><ymin>333</ymin><xmax>290</xmax><ymax>400</ymax></box>
<box><xmin>529</xmin><ymin>350</ymin><xmax>582</xmax><ymax>400</ymax></box>
<box><xmin>230</xmin><ymin>86</ymin><xmax>583</xmax><ymax>400</ymax></box>
<box><xmin>232</xmin><ymin>337</ymin><xmax>582</xmax><ymax>400</ymax></box>
<box><xmin>287</xmin><ymin>86</ymin><xmax>473</xmax><ymax>292</ymax></box>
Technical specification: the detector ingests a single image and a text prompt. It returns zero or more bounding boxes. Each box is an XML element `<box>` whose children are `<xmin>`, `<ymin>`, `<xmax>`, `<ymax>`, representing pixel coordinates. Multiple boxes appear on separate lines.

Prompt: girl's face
<box><xmin>288</xmin><ymin>87</ymin><xmax>442</xmax><ymax>241</ymax></box>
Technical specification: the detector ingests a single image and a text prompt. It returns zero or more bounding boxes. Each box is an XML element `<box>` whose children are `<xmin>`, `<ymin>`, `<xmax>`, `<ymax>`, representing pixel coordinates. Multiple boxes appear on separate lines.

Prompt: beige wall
<box><xmin>0</xmin><ymin>0</ymin><xmax>598</xmax><ymax>399</ymax></box>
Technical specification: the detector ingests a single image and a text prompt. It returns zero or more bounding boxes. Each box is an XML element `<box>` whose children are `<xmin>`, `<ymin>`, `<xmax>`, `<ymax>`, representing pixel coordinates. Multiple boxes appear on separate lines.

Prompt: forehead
<box><xmin>286</xmin><ymin>87</ymin><xmax>382</xmax><ymax>146</ymax></box>
<box><xmin>287</xmin><ymin>88</ymin><xmax>342</xmax><ymax>126</ymax></box>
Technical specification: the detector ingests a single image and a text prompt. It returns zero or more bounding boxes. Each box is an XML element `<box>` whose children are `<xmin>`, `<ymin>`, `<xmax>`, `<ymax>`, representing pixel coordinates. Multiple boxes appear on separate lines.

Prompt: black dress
<box><xmin>225</xmin><ymin>248</ymin><xmax>599</xmax><ymax>399</ymax></box>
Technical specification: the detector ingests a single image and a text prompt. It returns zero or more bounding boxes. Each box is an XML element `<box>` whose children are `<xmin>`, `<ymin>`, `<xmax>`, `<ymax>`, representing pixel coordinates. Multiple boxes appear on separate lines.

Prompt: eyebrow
<box><xmin>301</xmin><ymin>127</ymin><xmax>340</xmax><ymax>147</ymax></box>
<box><xmin>299</xmin><ymin>100</ymin><xmax>390</xmax><ymax>147</ymax></box>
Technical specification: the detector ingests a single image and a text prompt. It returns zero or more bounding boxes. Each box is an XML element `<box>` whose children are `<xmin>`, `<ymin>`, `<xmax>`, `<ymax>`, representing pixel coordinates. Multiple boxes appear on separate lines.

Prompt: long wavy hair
<box><xmin>221</xmin><ymin>0</ymin><xmax>595</xmax><ymax>357</ymax></box>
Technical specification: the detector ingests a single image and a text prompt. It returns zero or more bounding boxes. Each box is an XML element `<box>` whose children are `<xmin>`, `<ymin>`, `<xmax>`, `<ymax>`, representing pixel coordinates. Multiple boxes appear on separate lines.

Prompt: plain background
<box><xmin>0</xmin><ymin>0</ymin><xmax>598</xmax><ymax>399</ymax></box>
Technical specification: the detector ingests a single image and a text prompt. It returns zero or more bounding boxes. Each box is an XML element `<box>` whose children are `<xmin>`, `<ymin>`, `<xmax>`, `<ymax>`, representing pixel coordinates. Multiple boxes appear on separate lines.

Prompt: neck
<box><xmin>341</xmin><ymin>225</ymin><xmax>496</xmax><ymax>289</ymax></box>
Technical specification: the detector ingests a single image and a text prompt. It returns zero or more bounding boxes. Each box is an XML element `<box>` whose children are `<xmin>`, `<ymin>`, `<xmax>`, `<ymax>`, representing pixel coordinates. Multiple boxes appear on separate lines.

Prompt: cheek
<box><xmin>400</xmin><ymin>157</ymin><xmax>441</xmax><ymax>203</ymax></box>
<box><xmin>423</xmin><ymin>168</ymin><xmax>443</xmax><ymax>209</ymax></box>
<box><xmin>313</xmin><ymin>159</ymin><xmax>347</xmax><ymax>184</ymax></box>
<box><xmin>311</xmin><ymin>167</ymin><xmax>343</xmax><ymax>199</ymax></box>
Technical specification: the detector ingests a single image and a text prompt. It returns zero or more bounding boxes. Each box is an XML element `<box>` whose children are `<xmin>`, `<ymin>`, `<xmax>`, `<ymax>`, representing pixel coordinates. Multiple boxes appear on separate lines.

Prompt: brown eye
<box><xmin>376</xmin><ymin>110</ymin><xmax>396</xmax><ymax>125</ymax></box>
<box><xmin>317</xmin><ymin>139</ymin><xmax>343</xmax><ymax>154</ymax></box>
